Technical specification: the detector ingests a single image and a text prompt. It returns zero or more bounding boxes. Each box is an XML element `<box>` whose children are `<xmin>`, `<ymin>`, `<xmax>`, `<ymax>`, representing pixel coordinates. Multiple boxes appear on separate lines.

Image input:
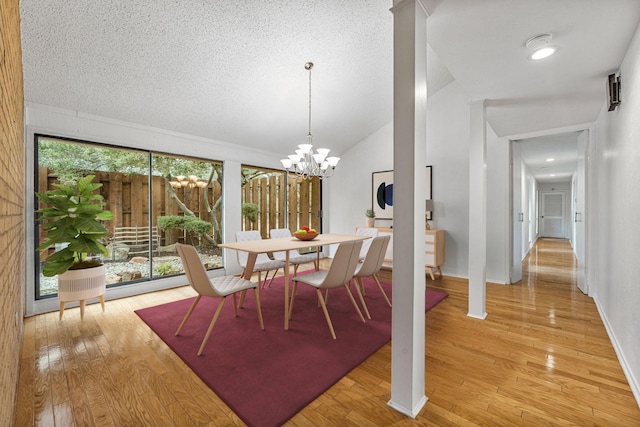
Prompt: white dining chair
<box><xmin>351</xmin><ymin>235</ymin><xmax>392</xmax><ymax>319</ymax></box>
<box><xmin>355</xmin><ymin>227</ymin><xmax>379</xmax><ymax>260</ymax></box>
<box><xmin>290</xmin><ymin>240</ymin><xmax>366</xmax><ymax>339</ymax></box>
<box><xmin>235</xmin><ymin>230</ymin><xmax>285</xmax><ymax>288</ymax></box>
<box><xmin>270</xmin><ymin>228</ymin><xmax>319</xmax><ymax>274</ymax></box>
<box><xmin>175</xmin><ymin>243</ymin><xmax>264</xmax><ymax>356</ymax></box>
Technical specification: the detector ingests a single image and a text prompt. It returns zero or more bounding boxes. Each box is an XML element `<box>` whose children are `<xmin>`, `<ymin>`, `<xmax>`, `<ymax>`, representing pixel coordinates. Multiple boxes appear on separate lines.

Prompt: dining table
<box><xmin>219</xmin><ymin>233</ymin><xmax>370</xmax><ymax>330</ymax></box>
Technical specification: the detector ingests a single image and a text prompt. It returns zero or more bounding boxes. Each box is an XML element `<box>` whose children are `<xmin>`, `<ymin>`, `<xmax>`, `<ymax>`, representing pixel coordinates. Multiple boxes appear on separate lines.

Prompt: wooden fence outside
<box><xmin>37</xmin><ymin>167</ymin><xmax>321</xmax><ymax>248</ymax></box>
<box><xmin>242</xmin><ymin>174</ymin><xmax>321</xmax><ymax>238</ymax></box>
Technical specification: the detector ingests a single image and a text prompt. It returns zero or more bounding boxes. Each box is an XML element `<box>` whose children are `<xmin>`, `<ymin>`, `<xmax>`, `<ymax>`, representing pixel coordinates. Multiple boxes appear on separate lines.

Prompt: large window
<box><xmin>240</xmin><ymin>165</ymin><xmax>322</xmax><ymax>238</ymax></box>
<box><xmin>35</xmin><ymin>135</ymin><xmax>223</xmax><ymax>298</ymax></box>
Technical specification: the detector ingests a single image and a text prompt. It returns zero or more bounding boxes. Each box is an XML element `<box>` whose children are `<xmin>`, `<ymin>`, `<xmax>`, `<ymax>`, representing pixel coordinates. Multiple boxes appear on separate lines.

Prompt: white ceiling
<box><xmin>19</xmin><ymin>0</ymin><xmax>640</xmax><ymax>178</ymax></box>
<box><xmin>516</xmin><ymin>132</ymin><xmax>580</xmax><ymax>184</ymax></box>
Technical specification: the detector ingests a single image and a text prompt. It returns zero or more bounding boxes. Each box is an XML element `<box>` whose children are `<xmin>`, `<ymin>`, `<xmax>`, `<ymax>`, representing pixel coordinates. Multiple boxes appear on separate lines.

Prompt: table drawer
<box><xmin>425</xmin><ymin>253</ymin><xmax>435</xmax><ymax>266</ymax></box>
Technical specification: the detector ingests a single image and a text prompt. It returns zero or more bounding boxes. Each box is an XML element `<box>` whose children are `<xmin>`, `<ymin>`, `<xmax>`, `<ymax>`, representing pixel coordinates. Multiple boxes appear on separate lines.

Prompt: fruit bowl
<box><xmin>293</xmin><ymin>231</ymin><xmax>319</xmax><ymax>241</ymax></box>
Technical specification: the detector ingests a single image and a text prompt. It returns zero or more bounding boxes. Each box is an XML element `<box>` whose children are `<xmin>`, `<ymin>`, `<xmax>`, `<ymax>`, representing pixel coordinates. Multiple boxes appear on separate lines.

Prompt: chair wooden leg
<box><xmin>232</xmin><ymin>293</ymin><xmax>238</xmax><ymax>316</ymax></box>
<box><xmin>353</xmin><ymin>278</ymin><xmax>371</xmax><ymax>319</ymax></box>
<box><xmin>239</xmin><ymin>289</ymin><xmax>247</xmax><ymax>308</ymax></box>
<box><xmin>253</xmin><ymin>288</ymin><xmax>265</xmax><ymax>330</ymax></box>
<box><xmin>266</xmin><ymin>268</ymin><xmax>279</xmax><ymax>287</ymax></box>
<box><xmin>372</xmin><ymin>274</ymin><xmax>392</xmax><ymax>307</ymax></box>
<box><xmin>316</xmin><ymin>289</ymin><xmax>336</xmax><ymax>339</ymax></box>
<box><xmin>258</xmin><ymin>271</ymin><xmax>264</xmax><ymax>288</ymax></box>
<box><xmin>175</xmin><ymin>295</ymin><xmax>202</xmax><ymax>336</ymax></box>
<box><xmin>99</xmin><ymin>295</ymin><xmax>105</xmax><ymax>312</ymax></box>
<box><xmin>343</xmin><ymin>284</ymin><xmax>366</xmax><ymax>323</ymax></box>
<box><xmin>59</xmin><ymin>302</ymin><xmax>65</xmax><ymax>320</ymax></box>
<box><xmin>288</xmin><ymin>282</ymin><xmax>298</xmax><ymax>320</ymax></box>
<box><xmin>198</xmin><ymin>297</ymin><xmax>227</xmax><ymax>356</ymax></box>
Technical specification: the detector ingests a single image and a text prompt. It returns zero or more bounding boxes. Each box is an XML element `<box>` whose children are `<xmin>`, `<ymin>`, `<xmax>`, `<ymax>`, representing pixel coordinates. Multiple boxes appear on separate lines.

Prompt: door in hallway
<box><xmin>540</xmin><ymin>191</ymin><xmax>566</xmax><ymax>238</ymax></box>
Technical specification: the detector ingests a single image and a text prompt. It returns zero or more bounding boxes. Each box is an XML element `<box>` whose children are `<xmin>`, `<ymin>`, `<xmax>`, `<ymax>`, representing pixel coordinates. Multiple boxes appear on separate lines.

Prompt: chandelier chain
<box><xmin>308</xmin><ymin>63</ymin><xmax>312</xmax><ymax>138</ymax></box>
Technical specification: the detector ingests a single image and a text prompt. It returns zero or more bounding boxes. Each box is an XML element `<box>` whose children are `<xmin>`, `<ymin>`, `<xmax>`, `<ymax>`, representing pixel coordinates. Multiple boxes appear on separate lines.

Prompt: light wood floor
<box><xmin>14</xmin><ymin>238</ymin><xmax>640</xmax><ymax>426</ymax></box>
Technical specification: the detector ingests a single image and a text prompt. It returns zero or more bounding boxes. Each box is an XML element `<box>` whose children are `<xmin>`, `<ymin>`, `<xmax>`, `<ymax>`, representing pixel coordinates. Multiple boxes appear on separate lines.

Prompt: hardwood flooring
<box><xmin>14</xmin><ymin>238</ymin><xmax>640</xmax><ymax>426</ymax></box>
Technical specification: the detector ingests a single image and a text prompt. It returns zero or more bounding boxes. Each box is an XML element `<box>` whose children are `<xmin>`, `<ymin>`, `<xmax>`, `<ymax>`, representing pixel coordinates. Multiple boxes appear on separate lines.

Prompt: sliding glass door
<box><xmin>35</xmin><ymin>135</ymin><xmax>224</xmax><ymax>298</ymax></box>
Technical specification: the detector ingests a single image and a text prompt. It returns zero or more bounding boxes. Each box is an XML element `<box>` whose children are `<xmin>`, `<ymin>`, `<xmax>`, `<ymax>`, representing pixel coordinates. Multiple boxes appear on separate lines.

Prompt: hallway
<box><xmin>424</xmin><ymin>237</ymin><xmax>640</xmax><ymax>425</ymax></box>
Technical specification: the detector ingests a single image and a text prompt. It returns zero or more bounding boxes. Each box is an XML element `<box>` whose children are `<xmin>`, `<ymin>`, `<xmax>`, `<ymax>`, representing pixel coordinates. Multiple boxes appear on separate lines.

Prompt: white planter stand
<box><xmin>57</xmin><ymin>265</ymin><xmax>106</xmax><ymax>320</ymax></box>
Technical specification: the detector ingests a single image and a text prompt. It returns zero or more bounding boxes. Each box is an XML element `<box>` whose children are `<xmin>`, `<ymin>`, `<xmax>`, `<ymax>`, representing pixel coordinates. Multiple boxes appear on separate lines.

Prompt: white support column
<box><xmin>389</xmin><ymin>0</ymin><xmax>429</xmax><ymax>418</ymax></box>
<box><xmin>468</xmin><ymin>100</ymin><xmax>487</xmax><ymax>319</ymax></box>
<box><xmin>222</xmin><ymin>160</ymin><xmax>243</xmax><ymax>275</ymax></box>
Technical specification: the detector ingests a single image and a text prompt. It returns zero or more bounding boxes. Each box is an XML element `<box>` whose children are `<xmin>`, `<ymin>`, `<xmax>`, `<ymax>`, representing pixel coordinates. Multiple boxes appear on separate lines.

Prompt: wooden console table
<box><xmin>374</xmin><ymin>227</ymin><xmax>446</xmax><ymax>280</ymax></box>
<box><xmin>425</xmin><ymin>229</ymin><xmax>445</xmax><ymax>280</ymax></box>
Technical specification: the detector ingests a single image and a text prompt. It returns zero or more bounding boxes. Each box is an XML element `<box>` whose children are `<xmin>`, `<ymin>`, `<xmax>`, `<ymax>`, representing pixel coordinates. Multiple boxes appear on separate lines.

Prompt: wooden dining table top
<box><xmin>218</xmin><ymin>233</ymin><xmax>369</xmax><ymax>253</ymax></box>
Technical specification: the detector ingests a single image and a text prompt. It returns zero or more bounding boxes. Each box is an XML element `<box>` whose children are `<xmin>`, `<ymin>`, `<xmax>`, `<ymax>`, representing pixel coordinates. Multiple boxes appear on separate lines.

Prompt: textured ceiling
<box><xmin>20</xmin><ymin>0</ymin><xmax>640</xmax><ymax>168</ymax></box>
<box><xmin>20</xmin><ymin>0</ymin><xmax>397</xmax><ymax>157</ymax></box>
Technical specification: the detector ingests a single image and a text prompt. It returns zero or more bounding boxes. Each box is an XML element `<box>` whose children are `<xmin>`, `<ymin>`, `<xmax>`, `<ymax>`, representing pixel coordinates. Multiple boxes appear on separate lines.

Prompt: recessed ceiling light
<box><xmin>550</xmin><ymin>174</ymin><xmax>556</xmax><ymax>177</ymax></box>
<box><xmin>546</xmin><ymin>158</ymin><xmax>555</xmax><ymax>162</ymax></box>
<box><xmin>526</xmin><ymin>33</ymin><xmax>556</xmax><ymax>60</ymax></box>
<box><xmin>531</xmin><ymin>47</ymin><xmax>556</xmax><ymax>60</ymax></box>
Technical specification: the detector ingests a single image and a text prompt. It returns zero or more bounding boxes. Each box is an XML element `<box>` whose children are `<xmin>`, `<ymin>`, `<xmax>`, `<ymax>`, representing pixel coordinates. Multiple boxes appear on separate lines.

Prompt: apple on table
<box><xmin>294</xmin><ymin>226</ymin><xmax>317</xmax><ymax>235</ymax></box>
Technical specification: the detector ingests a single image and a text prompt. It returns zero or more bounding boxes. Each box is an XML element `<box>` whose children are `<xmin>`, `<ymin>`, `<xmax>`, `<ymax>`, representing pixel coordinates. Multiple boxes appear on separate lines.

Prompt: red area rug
<box><xmin>426</xmin><ymin>287</ymin><xmax>448</xmax><ymax>311</ymax></box>
<box><xmin>135</xmin><ymin>273</ymin><xmax>447</xmax><ymax>427</ymax></box>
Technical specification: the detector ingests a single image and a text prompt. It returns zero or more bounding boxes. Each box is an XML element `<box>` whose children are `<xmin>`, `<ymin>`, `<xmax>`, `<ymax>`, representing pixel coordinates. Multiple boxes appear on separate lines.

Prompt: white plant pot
<box><xmin>57</xmin><ymin>265</ymin><xmax>106</xmax><ymax>319</ymax></box>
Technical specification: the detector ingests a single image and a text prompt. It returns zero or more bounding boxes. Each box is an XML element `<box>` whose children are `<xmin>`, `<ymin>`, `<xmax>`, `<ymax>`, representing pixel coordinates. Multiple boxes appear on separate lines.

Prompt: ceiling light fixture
<box><xmin>526</xmin><ymin>33</ymin><xmax>556</xmax><ymax>60</ymax></box>
<box><xmin>546</xmin><ymin>158</ymin><xmax>555</xmax><ymax>162</ymax></box>
<box><xmin>280</xmin><ymin>62</ymin><xmax>339</xmax><ymax>180</ymax></box>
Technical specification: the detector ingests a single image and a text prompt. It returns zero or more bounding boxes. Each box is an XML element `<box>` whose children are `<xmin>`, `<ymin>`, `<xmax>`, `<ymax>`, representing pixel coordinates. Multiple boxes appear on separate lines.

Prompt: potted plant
<box><xmin>36</xmin><ymin>175</ymin><xmax>114</xmax><ymax>319</ymax></box>
<box><xmin>365</xmin><ymin>208</ymin><xmax>376</xmax><ymax>227</ymax></box>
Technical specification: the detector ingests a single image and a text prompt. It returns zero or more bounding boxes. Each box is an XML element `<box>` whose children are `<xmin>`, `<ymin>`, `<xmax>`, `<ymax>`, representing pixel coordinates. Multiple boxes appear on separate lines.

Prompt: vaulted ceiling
<box><xmin>20</xmin><ymin>0</ymin><xmax>640</xmax><ymax>173</ymax></box>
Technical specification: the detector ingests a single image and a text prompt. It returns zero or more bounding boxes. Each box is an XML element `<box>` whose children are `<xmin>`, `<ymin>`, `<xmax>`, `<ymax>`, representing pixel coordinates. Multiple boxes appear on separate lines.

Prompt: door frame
<box><xmin>508</xmin><ymin>127</ymin><xmax>591</xmax><ymax>294</ymax></box>
<box><xmin>539</xmin><ymin>190</ymin><xmax>568</xmax><ymax>238</ymax></box>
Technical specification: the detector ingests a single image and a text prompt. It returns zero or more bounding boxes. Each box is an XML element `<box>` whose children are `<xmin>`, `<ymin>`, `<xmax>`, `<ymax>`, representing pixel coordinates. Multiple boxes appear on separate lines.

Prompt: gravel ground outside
<box><xmin>38</xmin><ymin>252</ymin><xmax>222</xmax><ymax>296</ymax></box>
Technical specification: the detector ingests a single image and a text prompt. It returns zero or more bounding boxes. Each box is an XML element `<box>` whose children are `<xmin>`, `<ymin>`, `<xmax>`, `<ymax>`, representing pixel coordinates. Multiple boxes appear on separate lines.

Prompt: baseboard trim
<box><xmin>387</xmin><ymin>395</ymin><xmax>428</xmax><ymax>419</ymax></box>
<box><xmin>594</xmin><ymin>295</ymin><xmax>640</xmax><ymax>408</ymax></box>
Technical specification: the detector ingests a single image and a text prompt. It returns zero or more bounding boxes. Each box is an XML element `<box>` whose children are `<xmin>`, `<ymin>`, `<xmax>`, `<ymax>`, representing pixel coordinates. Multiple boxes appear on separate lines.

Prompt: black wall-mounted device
<box><xmin>608</xmin><ymin>73</ymin><xmax>621</xmax><ymax>111</ymax></box>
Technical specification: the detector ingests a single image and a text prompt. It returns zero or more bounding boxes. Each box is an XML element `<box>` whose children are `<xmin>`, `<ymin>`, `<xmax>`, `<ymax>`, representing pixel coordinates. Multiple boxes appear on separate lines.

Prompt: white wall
<box><xmin>328</xmin><ymin>81</ymin><xmax>473</xmax><ymax>276</ymax></box>
<box><xmin>592</xmin><ymin>23</ymin><xmax>640</xmax><ymax>404</ymax></box>
<box><xmin>325</xmin><ymin>122</ymin><xmax>393</xmax><ymax>237</ymax></box>
<box><xmin>425</xmin><ymin>81</ymin><xmax>471</xmax><ymax>279</ymax></box>
<box><xmin>486</xmin><ymin>129</ymin><xmax>510</xmax><ymax>284</ymax></box>
<box><xmin>329</xmin><ymin>80</ymin><xmax>511</xmax><ymax>283</ymax></box>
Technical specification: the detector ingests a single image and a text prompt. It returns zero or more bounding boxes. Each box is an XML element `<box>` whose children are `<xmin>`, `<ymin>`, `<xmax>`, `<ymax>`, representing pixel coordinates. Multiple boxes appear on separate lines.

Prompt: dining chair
<box><xmin>175</xmin><ymin>243</ymin><xmax>264</xmax><ymax>356</ymax></box>
<box><xmin>270</xmin><ymin>228</ymin><xmax>319</xmax><ymax>274</ymax></box>
<box><xmin>235</xmin><ymin>230</ymin><xmax>285</xmax><ymax>288</ymax></box>
<box><xmin>351</xmin><ymin>235</ymin><xmax>392</xmax><ymax>319</ymax></box>
<box><xmin>290</xmin><ymin>240</ymin><xmax>366</xmax><ymax>339</ymax></box>
<box><xmin>355</xmin><ymin>227</ymin><xmax>379</xmax><ymax>260</ymax></box>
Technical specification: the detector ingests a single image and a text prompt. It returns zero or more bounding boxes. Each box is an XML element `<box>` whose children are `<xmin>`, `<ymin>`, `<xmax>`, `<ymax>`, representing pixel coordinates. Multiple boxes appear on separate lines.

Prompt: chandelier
<box><xmin>169</xmin><ymin>175</ymin><xmax>208</xmax><ymax>189</ymax></box>
<box><xmin>280</xmin><ymin>62</ymin><xmax>340</xmax><ymax>180</ymax></box>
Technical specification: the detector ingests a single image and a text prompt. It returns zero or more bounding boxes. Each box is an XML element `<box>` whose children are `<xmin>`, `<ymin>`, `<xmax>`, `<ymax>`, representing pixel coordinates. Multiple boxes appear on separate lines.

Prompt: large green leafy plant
<box><xmin>36</xmin><ymin>175</ymin><xmax>114</xmax><ymax>277</ymax></box>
